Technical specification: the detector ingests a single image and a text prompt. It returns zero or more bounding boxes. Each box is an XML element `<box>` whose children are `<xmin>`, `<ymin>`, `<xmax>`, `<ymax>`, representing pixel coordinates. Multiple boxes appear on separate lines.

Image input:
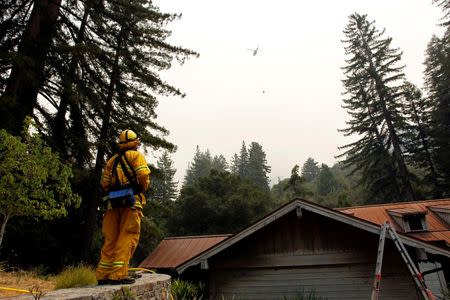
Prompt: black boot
<box><xmin>97</xmin><ymin>279</ymin><xmax>112</xmax><ymax>285</ymax></box>
<box><xmin>109</xmin><ymin>277</ymin><xmax>136</xmax><ymax>285</ymax></box>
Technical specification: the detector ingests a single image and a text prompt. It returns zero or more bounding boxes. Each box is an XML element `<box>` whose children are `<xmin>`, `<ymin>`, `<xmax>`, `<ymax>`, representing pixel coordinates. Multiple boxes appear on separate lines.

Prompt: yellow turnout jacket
<box><xmin>100</xmin><ymin>150</ymin><xmax>151</xmax><ymax>209</ymax></box>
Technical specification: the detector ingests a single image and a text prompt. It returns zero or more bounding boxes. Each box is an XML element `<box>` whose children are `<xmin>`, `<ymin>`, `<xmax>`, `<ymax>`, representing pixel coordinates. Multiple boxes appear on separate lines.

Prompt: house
<box><xmin>140</xmin><ymin>198</ymin><xmax>450</xmax><ymax>299</ymax></box>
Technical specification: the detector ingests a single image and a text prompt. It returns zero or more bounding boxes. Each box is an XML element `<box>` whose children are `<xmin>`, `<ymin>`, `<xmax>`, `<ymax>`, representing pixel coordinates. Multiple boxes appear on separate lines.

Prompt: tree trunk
<box><xmin>362</xmin><ymin>88</ymin><xmax>402</xmax><ymax>198</ymax></box>
<box><xmin>53</xmin><ymin>6</ymin><xmax>90</xmax><ymax>160</ymax></box>
<box><xmin>365</xmin><ymin>66</ymin><xmax>415</xmax><ymax>201</ymax></box>
<box><xmin>379</xmin><ymin>94</ymin><xmax>416</xmax><ymax>201</ymax></box>
<box><xmin>0</xmin><ymin>0</ymin><xmax>62</xmax><ymax>135</ymax></box>
<box><xmin>358</xmin><ymin>26</ymin><xmax>415</xmax><ymax>201</ymax></box>
<box><xmin>0</xmin><ymin>213</ymin><xmax>10</xmax><ymax>250</ymax></box>
<box><xmin>79</xmin><ymin>27</ymin><xmax>125</xmax><ymax>262</ymax></box>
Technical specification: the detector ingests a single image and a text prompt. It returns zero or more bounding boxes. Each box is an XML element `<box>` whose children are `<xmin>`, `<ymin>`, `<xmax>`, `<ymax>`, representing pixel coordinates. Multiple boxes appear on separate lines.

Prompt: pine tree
<box><xmin>0</xmin><ymin>0</ymin><xmax>198</xmax><ymax>263</ymax></box>
<box><xmin>424</xmin><ymin>5</ymin><xmax>450</xmax><ymax>196</ymax></box>
<box><xmin>237</xmin><ymin>141</ymin><xmax>248</xmax><ymax>178</ymax></box>
<box><xmin>184</xmin><ymin>146</ymin><xmax>212</xmax><ymax>186</ymax></box>
<box><xmin>286</xmin><ymin>165</ymin><xmax>308</xmax><ymax>197</ymax></box>
<box><xmin>316</xmin><ymin>164</ymin><xmax>338</xmax><ymax>196</ymax></box>
<box><xmin>1</xmin><ymin>0</ymin><xmax>198</xmax><ymax>163</ymax></box>
<box><xmin>212</xmin><ymin>154</ymin><xmax>228</xmax><ymax>172</ymax></box>
<box><xmin>338</xmin><ymin>13</ymin><xmax>415</xmax><ymax>202</ymax></box>
<box><xmin>247</xmin><ymin>142</ymin><xmax>271</xmax><ymax>191</ymax></box>
<box><xmin>301</xmin><ymin>157</ymin><xmax>320</xmax><ymax>181</ymax></box>
<box><xmin>230</xmin><ymin>153</ymin><xmax>240</xmax><ymax>174</ymax></box>
<box><xmin>151</xmin><ymin>151</ymin><xmax>178</xmax><ymax>202</ymax></box>
<box><xmin>401</xmin><ymin>82</ymin><xmax>440</xmax><ymax>197</ymax></box>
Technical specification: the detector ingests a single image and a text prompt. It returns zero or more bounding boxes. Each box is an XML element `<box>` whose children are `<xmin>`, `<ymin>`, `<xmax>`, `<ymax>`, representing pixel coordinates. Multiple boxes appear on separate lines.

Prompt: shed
<box><xmin>139</xmin><ymin>234</ymin><xmax>230</xmax><ymax>279</ymax></box>
<box><xmin>141</xmin><ymin>199</ymin><xmax>450</xmax><ymax>299</ymax></box>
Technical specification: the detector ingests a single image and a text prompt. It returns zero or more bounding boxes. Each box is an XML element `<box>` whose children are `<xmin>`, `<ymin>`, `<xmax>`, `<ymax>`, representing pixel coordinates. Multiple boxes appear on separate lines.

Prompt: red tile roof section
<box><xmin>139</xmin><ymin>234</ymin><xmax>231</xmax><ymax>269</ymax></box>
<box><xmin>338</xmin><ymin>199</ymin><xmax>450</xmax><ymax>246</ymax></box>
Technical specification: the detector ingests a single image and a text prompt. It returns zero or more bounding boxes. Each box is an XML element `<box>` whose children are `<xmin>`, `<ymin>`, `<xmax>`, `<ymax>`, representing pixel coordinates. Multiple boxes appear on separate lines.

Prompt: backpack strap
<box><xmin>112</xmin><ymin>154</ymin><xmax>123</xmax><ymax>187</ymax></box>
<box><xmin>116</xmin><ymin>151</ymin><xmax>141</xmax><ymax>194</ymax></box>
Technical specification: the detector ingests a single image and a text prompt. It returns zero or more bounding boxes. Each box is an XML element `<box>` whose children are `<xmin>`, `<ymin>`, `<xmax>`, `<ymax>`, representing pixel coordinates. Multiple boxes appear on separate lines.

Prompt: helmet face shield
<box><xmin>118</xmin><ymin>129</ymin><xmax>140</xmax><ymax>149</ymax></box>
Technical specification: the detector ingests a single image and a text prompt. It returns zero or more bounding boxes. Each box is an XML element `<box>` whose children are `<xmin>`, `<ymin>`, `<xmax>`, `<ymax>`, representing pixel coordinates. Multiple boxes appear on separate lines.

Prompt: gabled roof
<box><xmin>139</xmin><ymin>234</ymin><xmax>231</xmax><ymax>269</ymax></box>
<box><xmin>176</xmin><ymin>199</ymin><xmax>450</xmax><ymax>274</ymax></box>
<box><xmin>338</xmin><ymin>199</ymin><xmax>450</xmax><ymax>246</ymax></box>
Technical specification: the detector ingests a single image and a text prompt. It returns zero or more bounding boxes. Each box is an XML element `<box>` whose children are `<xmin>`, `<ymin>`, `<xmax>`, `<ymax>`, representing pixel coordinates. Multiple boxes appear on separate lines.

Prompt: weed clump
<box><xmin>54</xmin><ymin>265</ymin><xmax>97</xmax><ymax>289</ymax></box>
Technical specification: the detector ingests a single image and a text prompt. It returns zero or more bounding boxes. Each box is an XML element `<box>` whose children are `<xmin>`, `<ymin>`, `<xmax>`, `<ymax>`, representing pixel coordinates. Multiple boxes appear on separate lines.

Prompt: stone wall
<box><xmin>9</xmin><ymin>273</ymin><xmax>171</xmax><ymax>300</ymax></box>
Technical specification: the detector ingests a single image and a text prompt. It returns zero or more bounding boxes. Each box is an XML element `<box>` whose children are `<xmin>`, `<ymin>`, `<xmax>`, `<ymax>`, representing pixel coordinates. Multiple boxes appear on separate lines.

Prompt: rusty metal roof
<box><xmin>387</xmin><ymin>208</ymin><xmax>428</xmax><ymax>215</ymax></box>
<box><xmin>338</xmin><ymin>199</ymin><xmax>450</xmax><ymax>247</ymax></box>
<box><xmin>139</xmin><ymin>234</ymin><xmax>231</xmax><ymax>269</ymax></box>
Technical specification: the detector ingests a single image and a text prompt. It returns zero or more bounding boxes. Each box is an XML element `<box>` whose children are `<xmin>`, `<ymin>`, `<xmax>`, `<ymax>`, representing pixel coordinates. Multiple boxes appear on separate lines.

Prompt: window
<box><xmin>405</xmin><ymin>214</ymin><xmax>426</xmax><ymax>231</ymax></box>
<box><xmin>387</xmin><ymin>208</ymin><xmax>428</xmax><ymax>232</ymax></box>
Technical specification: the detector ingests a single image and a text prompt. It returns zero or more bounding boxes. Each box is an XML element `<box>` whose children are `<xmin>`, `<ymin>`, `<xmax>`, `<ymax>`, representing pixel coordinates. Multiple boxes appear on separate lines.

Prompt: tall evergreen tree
<box><xmin>212</xmin><ymin>154</ymin><xmax>228</xmax><ymax>172</ymax></box>
<box><xmin>237</xmin><ymin>141</ymin><xmax>248</xmax><ymax>178</ymax></box>
<box><xmin>401</xmin><ymin>82</ymin><xmax>440</xmax><ymax>197</ymax></box>
<box><xmin>338</xmin><ymin>13</ymin><xmax>415</xmax><ymax>202</ymax></box>
<box><xmin>0</xmin><ymin>0</ymin><xmax>198</xmax><ymax>265</ymax></box>
<box><xmin>286</xmin><ymin>165</ymin><xmax>309</xmax><ymax>197</ymax></box>
<box><xmin>184</xmin><ymin>146</ymin><xmax>212</xmax><ymax>186</ymax></box>
<box><xmin>150</xmin><ymin>151</ymin><xmax>178</xmax><ymax>203</ymax></box>
<box><xmin>424</xmin><ymin>4</ymin><xmax>450</xmax><ymax>196</ymax></box>
<box><xmin>230</xmin><ymin>153</ymin><xmax>240</xmax><ymax>174</ymax></box>
<box><xmin>247</xmin><ymin>142</ymin><xmax>271</xmax><ymax>191</ymax></box>
<box><xmin>301</xmin><ymin>157</ymin><xmax>320</xmax><ymax>181</ymax></box>
<box><xmin>316</xmin><ymin>164</ymin><xmax>338</xmax><ymax>196</ymax></box>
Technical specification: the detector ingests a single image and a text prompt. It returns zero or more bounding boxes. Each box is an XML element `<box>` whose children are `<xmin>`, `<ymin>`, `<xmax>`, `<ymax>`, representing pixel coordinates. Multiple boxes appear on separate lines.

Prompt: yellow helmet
<box><xmin>118</xmin><ymin>129</ymin><xmax>140</xmax><ymax>150</ymax></box>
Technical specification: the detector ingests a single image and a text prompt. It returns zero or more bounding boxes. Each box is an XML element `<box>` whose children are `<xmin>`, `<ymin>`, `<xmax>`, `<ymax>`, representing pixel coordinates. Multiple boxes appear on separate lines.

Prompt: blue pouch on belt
<box><xmin>108</xmin><ymin>187</ymin><xmax>135</xmax><ymax>208</ymax></box>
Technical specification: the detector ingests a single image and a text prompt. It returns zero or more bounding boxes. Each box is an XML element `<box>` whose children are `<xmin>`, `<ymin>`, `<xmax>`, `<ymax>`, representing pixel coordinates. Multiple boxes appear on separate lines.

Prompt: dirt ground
<box><xmin>0</xmin><ymin>270</ymin><xmax>55</xmax><ymax>298</ymax></box>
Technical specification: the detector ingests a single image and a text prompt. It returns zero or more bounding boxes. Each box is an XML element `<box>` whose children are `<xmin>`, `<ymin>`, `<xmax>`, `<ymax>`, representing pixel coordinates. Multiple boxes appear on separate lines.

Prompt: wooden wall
<box><xmin>208</xmin><ymin>210</ymin><xmax>420</xmax><ymax>300</ymax></box>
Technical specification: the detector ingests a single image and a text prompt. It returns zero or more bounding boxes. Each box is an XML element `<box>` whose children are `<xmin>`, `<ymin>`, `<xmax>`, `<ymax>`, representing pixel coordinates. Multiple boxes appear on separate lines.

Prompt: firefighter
<box><xmin>96</xmin><ymin>129</ymin><xmax>151</xmax><ymax>285</ymax></box>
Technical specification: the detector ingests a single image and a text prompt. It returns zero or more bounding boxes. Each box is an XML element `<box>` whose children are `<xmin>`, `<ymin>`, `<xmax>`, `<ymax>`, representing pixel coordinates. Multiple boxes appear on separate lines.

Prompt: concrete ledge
<box><xmin>9</xmin><ymin>273</ymin><xmax>171</xmax><ymax>300</ymax></box>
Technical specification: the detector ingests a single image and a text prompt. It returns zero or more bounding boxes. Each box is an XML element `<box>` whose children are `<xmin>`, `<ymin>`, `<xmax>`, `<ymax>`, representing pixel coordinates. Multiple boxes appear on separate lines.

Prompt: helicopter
<box><xmin>247</xmin><ymin>46</ymin><xmax>259</xmax><ymax>56</ymax></box>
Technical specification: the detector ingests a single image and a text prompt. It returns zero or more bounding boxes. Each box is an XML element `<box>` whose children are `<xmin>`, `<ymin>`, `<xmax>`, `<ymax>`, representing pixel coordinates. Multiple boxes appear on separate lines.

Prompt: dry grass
<box><xmin>0</xmin><ymin>268</ymin><xmax>55</xmax><ymax>298</ymax></box>
<box><xmin>54</xmin><ymin>265</ymin><xmax>96</xmax><ymax>289</ymax></box>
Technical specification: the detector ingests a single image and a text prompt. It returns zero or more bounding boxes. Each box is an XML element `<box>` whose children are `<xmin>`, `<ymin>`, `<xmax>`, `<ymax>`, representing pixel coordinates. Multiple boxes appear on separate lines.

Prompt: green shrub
<box><xmin>171</xmin><ymin>279</ymin><xmax>205</xmax><ymax>300</ymax></box>
<box><xmin>54</xmin><ymin>265</ymin><xmax>97</xmax><ymax>289</ymax></box>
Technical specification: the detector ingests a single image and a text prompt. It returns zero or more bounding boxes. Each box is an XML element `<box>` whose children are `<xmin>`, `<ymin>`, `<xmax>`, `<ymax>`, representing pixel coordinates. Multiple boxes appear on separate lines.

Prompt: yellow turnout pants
<box><xmin>96</xmin><ymin>207</ymin><xmax>142</xmax><ymax>281</ymax></box>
